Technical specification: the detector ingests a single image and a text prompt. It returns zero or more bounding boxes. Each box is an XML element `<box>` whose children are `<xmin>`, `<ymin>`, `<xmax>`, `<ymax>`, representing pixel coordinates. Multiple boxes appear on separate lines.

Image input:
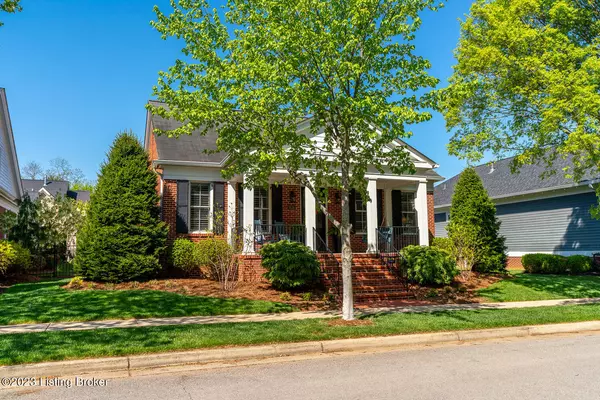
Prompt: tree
<box><xmin>37</xmin><ymin>194</ymin><xmax>86</xmax><ymax>256</ymax></box>
<box><xmin>45</xmin><ymin>157</ymin><xmax>86</xmax><ymax>185</ymax></box>
<box><xmin>447</xmin><ymin>167</ymin><xmax>507</xmax><ymax>273</ymax></box>
<box><xmin>0</xmin><ymin>0</ymin><xmax>21</xmax><ymax>27</ymax></box>
<box><xmin>441</xmin><ymin>0</ymin><xmax>600</xmax><ymax>217</ymax></box>
<box><xmin>21</xmin><ymin>161</ymin><xmax>44</xmax><ymax>180</ymax></box>
<box><xmin>74</xmin><ymin>132</ymin><xmax>168</xmax><ymax>282</ymax></box>
<box><xmin>150</xmin><ymin>0</ymin><xmax>441</xmax><ymax>320</ymax></box>
<box><xmin>9</xmin><ymin>194</ymin><xmax>43</xmax><ymax>252</ymax></box>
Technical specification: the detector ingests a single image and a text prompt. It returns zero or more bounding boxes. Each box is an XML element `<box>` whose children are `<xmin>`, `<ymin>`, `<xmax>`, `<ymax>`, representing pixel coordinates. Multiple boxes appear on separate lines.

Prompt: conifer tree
<box><xmin>447</xmin><ymin>167</ymin><xmax>507</xmax><ymax>272</ymax></box>
<box><xmin>75</xmin><ymin>132</ymin><xmax>168</xmax><ymax>282</ymax></box>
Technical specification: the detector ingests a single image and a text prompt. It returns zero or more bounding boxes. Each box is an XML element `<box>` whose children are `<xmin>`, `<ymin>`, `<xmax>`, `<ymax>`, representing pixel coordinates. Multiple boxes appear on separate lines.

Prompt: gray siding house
<box><xmin>434</xmin><ymin>157</ymin><xmax>600</xmax><ymax>268</ymax></box>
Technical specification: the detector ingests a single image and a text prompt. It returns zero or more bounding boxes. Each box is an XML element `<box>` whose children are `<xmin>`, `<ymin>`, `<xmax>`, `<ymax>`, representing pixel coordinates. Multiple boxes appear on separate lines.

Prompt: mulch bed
<box><xmin>64</xmin><ymin>278</ymin><xmax>334</xmax><ymax>311</ymax></box>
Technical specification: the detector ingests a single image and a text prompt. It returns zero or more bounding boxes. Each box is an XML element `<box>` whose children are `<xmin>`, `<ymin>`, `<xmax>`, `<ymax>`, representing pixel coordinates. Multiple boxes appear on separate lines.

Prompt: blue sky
<box><xmin>0</xmin><ymin>0</ymin><xmax>473</xmax><ymax>183</ymax></box>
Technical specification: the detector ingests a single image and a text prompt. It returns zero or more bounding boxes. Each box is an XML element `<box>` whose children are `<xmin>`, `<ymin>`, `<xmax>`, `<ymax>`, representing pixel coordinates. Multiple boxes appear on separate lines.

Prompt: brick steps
<box><xmin>319</xmin><ymin>255</ymin><xmax>412</xmax><ymax>302</ymax></box>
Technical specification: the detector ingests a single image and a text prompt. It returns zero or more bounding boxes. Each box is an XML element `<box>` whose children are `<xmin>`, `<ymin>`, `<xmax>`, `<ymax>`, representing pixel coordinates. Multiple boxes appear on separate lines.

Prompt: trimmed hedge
<box><xmin>522</xmin><ymin>253</ymin><xmax>592</xmax><ymax>275</ymax></box>
<box><xmin>400</xmin><ymin>245</ymin><xmax>458</xmax><ymax>285</ymax></box>
<box><xmin>260</xmin><ymin>240</ymin><xmax>321</xmax><ymax>290</ymax></box>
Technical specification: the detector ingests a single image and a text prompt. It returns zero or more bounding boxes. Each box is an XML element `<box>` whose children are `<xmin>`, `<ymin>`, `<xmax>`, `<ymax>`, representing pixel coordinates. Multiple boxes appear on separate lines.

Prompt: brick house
<box><xmin>145</xmin><ymin>101</ymin><xmax>443</xmax><ymax>298</ymax></box>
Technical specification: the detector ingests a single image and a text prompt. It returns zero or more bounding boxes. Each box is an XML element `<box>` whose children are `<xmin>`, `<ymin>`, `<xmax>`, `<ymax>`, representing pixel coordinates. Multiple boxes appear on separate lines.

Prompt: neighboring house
<box><xmin>145</xmin><ymin>101</ymin><xmax>443</xmax><ymax>289</ymax></box>
<box><xmin>0</xmin><ymin>88</ymin><xmax>24</xmax><ymax>214</ymax></box>
<box><xmin>434</xmin><ymin>157</ymin><xmax>600</xmax><ymax>268</ymax></box>
<box><xmin>21</xmin><ymin>179</ymin><xmax>90</xmax><ymax>203</ymax></box>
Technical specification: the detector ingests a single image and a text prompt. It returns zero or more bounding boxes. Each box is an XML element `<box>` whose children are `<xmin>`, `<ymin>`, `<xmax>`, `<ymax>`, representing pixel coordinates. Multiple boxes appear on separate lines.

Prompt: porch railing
<box><xmin>376</xmin><ymin>226</ymin><xmax>419</xmax><ymax>253</ymax></box>
<box><xmin>253</xmin><ymin>224</ymin><xmax>306</xmax><ymax>252</ymax></box>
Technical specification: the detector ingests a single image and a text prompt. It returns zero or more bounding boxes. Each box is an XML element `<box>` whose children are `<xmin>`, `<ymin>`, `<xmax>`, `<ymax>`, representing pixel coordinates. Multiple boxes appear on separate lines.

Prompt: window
<box><xmin>401</xmin><ymin>192</ymin><xmax>416</xmax><ymax>227</ymax></box>
<box><xmin>354</xmin><ymin>192</ymin><xmax>367</xmax><ymax>233</ymax></box>
<box><xmin>190</xmin><ymin>183</ymin><xmax>211</xmax><ymax>232</ymax></box>
<box><xmin>254</xmin><ymin>187</ymin><xmax>269</xmax><ymax>224</ymax></box>
<box><xmin>434</xmin><ymin>213</ymin><xmax>447</xmax><ymax>223</ymax></box>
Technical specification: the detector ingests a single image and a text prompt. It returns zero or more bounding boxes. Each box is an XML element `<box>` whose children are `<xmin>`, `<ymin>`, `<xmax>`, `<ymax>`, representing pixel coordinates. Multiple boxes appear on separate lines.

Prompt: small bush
<box><xmin>431</xmin><ymin>237</ymin><xmax>453</xmax><ymax>253</ymax></box>
<box><xmin>260</xmin><ymin>240</ymin><xmax>321</xmax><ymax>290</ymax></box>
<box><xmin>521</xmin><ymin>253</ymin><xmax>590</xmax><ymax>275</ymax></box>
<box><xmin>279</xmin><ymin>292</ymin><xmax>292</xmax><ymax>301</ymax></box>
<box><xmin>0</xmin><ymin>240</ymin><xmax>32</xmax><ymax>275</ymax></box>
<box><xmin>301</xmin><ymin>292</ymin><xmax>312</xmax><ymax>301</ymax></box>
<box><xmin>197</xmin><ymin>238</ymin><xmax>238</xmax><ymax>291</ymax></box>
<box><xmin>400</xmin><ymin>245</ymin><xmax>458</xmax><ymax>285</ymax></box>
<box><xmin>565</xmin><ymin>255</ymin><xmax>592</xmax><ymax>274</ymax></box>
<box><xmin>67</xmin><ymin>276</ymin><xmax>84</xmax><ymax>288</ymax></box>
<box><xmin>171</xmin><ymin>239</ymin><xmax>203</xmax><ymax>274</ymax></box>
<box><xmin>522</xmin><ymin>254</ymin><xmax>567</xmax><ymax>274</ymax></box>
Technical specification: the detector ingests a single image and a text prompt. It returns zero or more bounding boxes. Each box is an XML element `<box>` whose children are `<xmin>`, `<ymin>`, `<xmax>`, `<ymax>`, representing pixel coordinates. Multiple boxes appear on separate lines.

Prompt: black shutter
<box><xmin>349</xmin><ymin>189</ymin><xmax>356</xmax><ymax>230</ymax></box>
<box><xmin>271</xmin><ymin>185</ymin><xmax>283</xmax><ymax>223</ymax></box>
<box><xmin>176</xmin><ymin>180</ymin><xmax>189</xmax><ymax>234</ymax></box>
<box><xmin>213</xmin><ymin>182</ymin><xmax>225</xmax><ymax>234</ymax></box>
<box><xmin>237</xmin><ymin>183</ymin><xmax>243</xmax><ymax>227</ymax></box>
<box><xmin>392</xmin><ymin>190</ymin><xmax>403</xmax><ymax>227</ymax></box>
<box><xmin>377</xmin><ymin>189</ymin><xmax>384</xmax><ymax>226</ymax></box>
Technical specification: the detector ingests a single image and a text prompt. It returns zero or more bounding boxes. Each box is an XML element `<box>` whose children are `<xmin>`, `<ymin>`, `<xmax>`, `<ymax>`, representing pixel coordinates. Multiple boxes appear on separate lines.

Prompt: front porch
<box><xmin>231</xmin><ymin>177</ymin><xmax>433</xmax><ymax>254</ymax></box>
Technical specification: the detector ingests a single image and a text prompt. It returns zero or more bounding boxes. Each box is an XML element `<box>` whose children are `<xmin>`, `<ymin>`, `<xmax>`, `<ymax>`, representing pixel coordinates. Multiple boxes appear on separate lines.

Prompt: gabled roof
<box><xmin>21</xmin><ymin>179</ymin><xmax>90</xmax><ymax>203</ymax></box>
<box><xmin>434</xmin><ymin>155</ymin><xmax>598</xmax><ymax>208</ymax></box>
<box><xmin>146</xmin><ymin>101</ymin><xmax>441</xmax><ymax>176</ymax></box>
<box><xmin>145</xmin><ymin>101</ymin><xmax>228</xmax><ymax>165</ymax></box>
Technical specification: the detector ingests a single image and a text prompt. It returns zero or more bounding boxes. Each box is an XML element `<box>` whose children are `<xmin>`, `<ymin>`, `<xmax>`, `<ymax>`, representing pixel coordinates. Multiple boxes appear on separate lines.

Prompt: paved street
<box><xmin>5</xmin><ymin>333</ymin><xmax>600</xmax><ymax>400</ymax></box>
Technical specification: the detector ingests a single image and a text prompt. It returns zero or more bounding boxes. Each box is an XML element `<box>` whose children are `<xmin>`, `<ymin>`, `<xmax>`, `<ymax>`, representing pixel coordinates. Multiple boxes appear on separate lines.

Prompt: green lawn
<box><xmin>0</xmin><ymin>280</ymin><xmax>294</xmax><ymax>325</ymax></box>
<box><xmin>478</xmin><ymin>272</ymin><xmax>600</xmax><ymax>302</ymax></box>
<box><xmin>3</xmin><ymin>303</ymin><xmax>600</xmax><ymax>365</ymax></box>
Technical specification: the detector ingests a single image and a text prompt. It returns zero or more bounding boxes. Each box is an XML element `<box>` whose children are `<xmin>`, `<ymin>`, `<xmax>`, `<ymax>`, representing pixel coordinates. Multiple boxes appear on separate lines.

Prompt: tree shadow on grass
<box><xmin>480</xmin><ymin>274</ymin><xmax>600</xmax><ymax>301</ymax></box>
<box><xmin>0</xmin><ymin>281</ymin><xmax>293</xmax><ymax>325</ymax></box>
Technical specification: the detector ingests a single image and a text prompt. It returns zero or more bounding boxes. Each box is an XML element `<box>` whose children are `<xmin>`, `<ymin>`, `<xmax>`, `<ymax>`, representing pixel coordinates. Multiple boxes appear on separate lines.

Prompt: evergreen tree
<box><xmin>74</xmin><ymin>132</ymin><xmax>168</xmax><ymax>282</ymax></box>
<box><xmin>447</xmin><ymin>167</ymin><xmax>507</xmax><ymax>273</ymax></box>
<box><xmin>9</xmin><ymin>194</ymin><xmax>43</xmax><ymax>251</ymax></box>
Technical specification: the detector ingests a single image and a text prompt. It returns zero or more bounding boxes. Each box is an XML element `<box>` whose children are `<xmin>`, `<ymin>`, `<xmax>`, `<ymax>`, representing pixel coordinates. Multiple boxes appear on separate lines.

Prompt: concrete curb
<box><xmin>3</xmin><ymin>320</ymin><xmax>600</xmax><ymax>380</ymax></box>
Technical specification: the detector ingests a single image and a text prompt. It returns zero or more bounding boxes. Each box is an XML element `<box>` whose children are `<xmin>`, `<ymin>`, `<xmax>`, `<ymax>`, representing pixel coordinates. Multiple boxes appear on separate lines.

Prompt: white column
<box><xmin>415</xmin><ymin>180</ymin><xmax>429</xmax><ymax>246</ymax></box>
<box><xmin>366</xmin><ymin>179</ymin><xmax>378</xmax><ymax>253</ymax></box>
<box><xmin>304</xmin><ymin>186</ymin><xmax>316</xmax><ymax>250</ymax></box>
<box><xmin>226</xmin><ymin>182</ymin><xmax>236</xmax><ymax>246</ymax></box>
<box><xmin>384</xmin><ymin>188</ymin><xmax>393</xmax><ymax>227</ymax></box>
<box><xmin>242</xmin><ymin>179</ymin><xmax>255</xmax><ymax>254</ymax></box>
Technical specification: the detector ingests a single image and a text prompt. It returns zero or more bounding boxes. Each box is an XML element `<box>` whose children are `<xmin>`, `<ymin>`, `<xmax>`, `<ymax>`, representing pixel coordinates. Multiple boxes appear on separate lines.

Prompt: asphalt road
<box><xmin>5</xmin><ymin>333</ymin><xmax>600</xmax><ymax>400</ymax></box>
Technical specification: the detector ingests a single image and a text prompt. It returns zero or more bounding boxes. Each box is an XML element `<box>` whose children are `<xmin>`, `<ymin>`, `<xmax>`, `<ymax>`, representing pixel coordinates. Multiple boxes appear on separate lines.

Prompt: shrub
<box><xmin>260</xmin><ymin>240</ymin><xmax>321</xmax><ymax>290</ymax></box>
<box><xmin>565</xmin><ymin>255</ymin><xmax>592</xmax><ymax>274</ymax></box>
<box><xmin>431</xmin><ymin>237</ymin><xmax>453</xmax><ymax>252</ymax></box>
<box><xmin>171</xmin><ymin>239</ymin><xmax>203</xmax><ymax>274</ymax></box>
<box><xmin>522</xmin><ymin>254</ymin><xmax>567</xmax><ymax>274</ymax></box>
<box><xmin>74</xmin><ymin>132</ymin><xmax>168</xmax><ymax>282</ymax></box>
<box><xmin>67</xmin><ymin>276</ymin><xmax>84</xmax><ymax>289</ymax></box>
<box><xmin>400</xmin><ymin>245</ymin><xmax>458</xmax><ymax>285</ymax></box>
<box><xmin>0</xmin><ymin>241</ymin><xmax>32</xmax><ymax>275</ymax></box>
<box><xmin>196</xmin><ymin>238</ymin><xmax>238</xmax><ymax>291</ymax></box>
<box><xmin>0</xmin><ymin>241</ymin><xmax>16</xmax><ymax>275</ymax></box>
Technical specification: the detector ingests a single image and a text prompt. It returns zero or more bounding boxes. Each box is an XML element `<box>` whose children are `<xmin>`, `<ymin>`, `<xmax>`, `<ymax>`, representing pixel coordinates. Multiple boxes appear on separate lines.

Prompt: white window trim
<box><xmin>253</xmin><ymin>186</ymin><xmax>271</xmax><ymax>226</ymax></box>
<box><xmin>401</xmin><ymin>191</ymin><xmax>417</xmax><ymax>227</ymax></box>
<box><xmin>189</xmin><ymin>182</ymin><xmax>214</xmax><ymax>233</ymax></box>
<box><xmin>354</xmin><ymin>192</ymin><xmax>367</xmax><ymax>234</ymax></box>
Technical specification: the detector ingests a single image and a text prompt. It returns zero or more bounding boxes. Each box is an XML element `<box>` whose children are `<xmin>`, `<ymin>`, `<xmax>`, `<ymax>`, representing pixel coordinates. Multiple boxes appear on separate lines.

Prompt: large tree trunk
<box><xmin>340</xmin><ymin>188</ymin><xmax>354</xmax><ymax>320</ymax></box>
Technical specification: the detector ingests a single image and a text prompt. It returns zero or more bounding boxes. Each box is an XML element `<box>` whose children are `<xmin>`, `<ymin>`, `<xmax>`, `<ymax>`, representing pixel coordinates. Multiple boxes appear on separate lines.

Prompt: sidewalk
<box><xmin>2</xmin><ymin>297</ymin><xmax>600</xmax><ymax>335</ymax></box>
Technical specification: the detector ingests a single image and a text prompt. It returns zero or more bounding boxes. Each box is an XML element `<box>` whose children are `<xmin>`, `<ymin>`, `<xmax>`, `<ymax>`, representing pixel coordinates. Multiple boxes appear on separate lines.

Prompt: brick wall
<box><xmin>507</xmin><ymin>256</ymin><xmax>524</xmax><ymax>270</ymax></box>
<box><xmin>282</xmin><ymin>185</ymin><xmax>302</xmax><ymax>224</ymax></box>
<box><xmin>427</xmin><ymin>191</ymin><xmax>435</xmax><ymax>242</ymax></box>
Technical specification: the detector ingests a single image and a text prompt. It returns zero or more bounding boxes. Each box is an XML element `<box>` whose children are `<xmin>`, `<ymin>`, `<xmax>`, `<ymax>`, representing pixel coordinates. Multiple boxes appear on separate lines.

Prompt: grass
<box><xmin>478</xmin><ymin>271</ymin><xmax>600</xmax><ymax>302</ymax></box>
<box><xmin>0</xmin><ymin>279</ymin><xmax>294</xmax><ymax>325</ymax></box>
<box><xmin>3</xmin><ymin>303</ymin><xmax>600</xmax><ymax>365</ymax></box>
